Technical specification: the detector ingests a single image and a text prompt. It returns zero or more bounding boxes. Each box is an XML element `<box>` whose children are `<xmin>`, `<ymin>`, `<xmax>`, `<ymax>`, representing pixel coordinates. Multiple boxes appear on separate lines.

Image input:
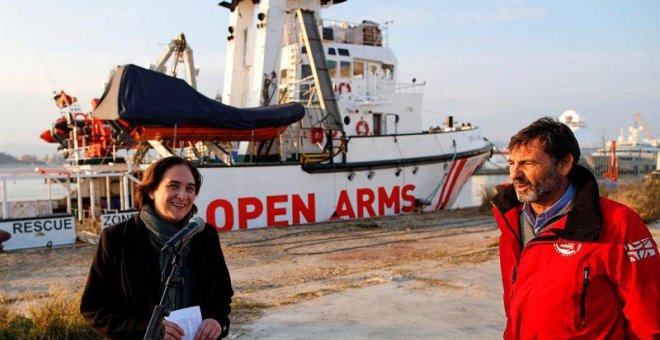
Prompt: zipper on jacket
<box><xmin>580</xmin><ymin>266</ymin><xmax>590</xmax><ymax>319</ymax></box>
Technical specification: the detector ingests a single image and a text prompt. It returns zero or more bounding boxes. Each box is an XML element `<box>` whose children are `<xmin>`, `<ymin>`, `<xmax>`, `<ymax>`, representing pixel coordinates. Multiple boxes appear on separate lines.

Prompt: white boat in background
<box><xmin>21</xmin><ymin>0</ymin><xmax>490</xmax><ymax>240</ymax></box>
<box><xmin>588</xmin><ymin>125</ymin><xmax>659</xmax><ymax>179</ymax></box>
<box><xmin>560</xmin><ymin>110</ymin><xmax>659</xmax><ymax>180</ymax></box>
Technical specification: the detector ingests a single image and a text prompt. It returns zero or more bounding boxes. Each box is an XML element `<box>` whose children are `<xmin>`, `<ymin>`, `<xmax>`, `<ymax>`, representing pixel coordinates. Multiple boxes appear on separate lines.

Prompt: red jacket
<box><xmin>492</xmin><ymin>166</ymin><xmax>660</xmax><ymax>339</ymax></box>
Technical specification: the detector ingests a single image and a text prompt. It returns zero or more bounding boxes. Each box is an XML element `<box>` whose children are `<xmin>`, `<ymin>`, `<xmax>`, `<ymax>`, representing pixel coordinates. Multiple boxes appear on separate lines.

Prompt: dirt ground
<box><xmin>1</xmin><ymin>208</ymin><xmax>658</xmax><ymax>339</ymax></box>
<box><xmin>222</xmin><ymin>209</ymin><xmax>501</xmax><ymax>338</ymax></box>
<box><xmin>238</xmin><ymin>259</ymin><xmax>506</xmax><ymax>339</ymax></box>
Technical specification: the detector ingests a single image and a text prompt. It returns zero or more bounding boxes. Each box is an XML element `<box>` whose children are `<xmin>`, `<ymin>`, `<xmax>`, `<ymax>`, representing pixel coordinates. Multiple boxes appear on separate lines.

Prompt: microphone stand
<box><xmin>144</xmin><ymin>249</ymin><xmax>182</xmax><ymax>340</ymax></box>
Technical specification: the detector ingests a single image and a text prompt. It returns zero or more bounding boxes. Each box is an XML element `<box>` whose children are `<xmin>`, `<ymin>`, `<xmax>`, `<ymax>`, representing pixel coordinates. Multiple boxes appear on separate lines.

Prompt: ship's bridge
<box><xmin>279</xmin><ymin>18</ymin><xmax>424</xmax><ymax>135</ymax></box>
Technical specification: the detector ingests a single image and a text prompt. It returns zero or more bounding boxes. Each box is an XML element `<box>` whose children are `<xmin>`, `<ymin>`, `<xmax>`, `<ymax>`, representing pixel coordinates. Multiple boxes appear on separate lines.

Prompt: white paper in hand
<box><xmin>164</xmin><ymin>305</ymin><xmax>202</xmax><ymax>340</ymax></box>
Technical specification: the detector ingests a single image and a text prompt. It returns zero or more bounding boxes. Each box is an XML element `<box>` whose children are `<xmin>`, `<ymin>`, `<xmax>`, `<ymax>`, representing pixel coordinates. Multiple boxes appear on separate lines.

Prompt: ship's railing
<box><xmin>320</xmin><ymin>19</ymin><xmax>389</xmax><ymax>47</ymax></box>
<box><xmin>174</xmin><ymin>127</ymin><xmax>341</xmax><ymax>166</ymax></box>
<box><xmin>378</xmin><ymin>81</ymin><xmax>426</xmax><ymax>94</ymax></box>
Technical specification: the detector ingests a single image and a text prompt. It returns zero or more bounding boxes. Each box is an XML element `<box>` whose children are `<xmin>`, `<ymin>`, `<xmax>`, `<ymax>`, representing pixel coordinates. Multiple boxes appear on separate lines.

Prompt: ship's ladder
<box><xmin>295</xmin><ymin>9</ymin><xmax>343</xmax><ymax>131</ymax></box>
<box><xmin>281</xmin><ymin>20</ymin><xmax>316</xmax><ymax>105</ymax></box>
<box><xmin>284</xmin><ymin>43</ymin><xmax>299</xmax><ymax>103</ymax></box>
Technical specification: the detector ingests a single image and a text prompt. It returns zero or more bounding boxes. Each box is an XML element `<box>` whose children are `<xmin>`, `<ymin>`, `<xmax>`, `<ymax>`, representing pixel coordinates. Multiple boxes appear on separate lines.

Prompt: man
<box><xmin>492</xmin><ymin>117</ymin><xmax>659</xmax><ymax>339</ymax></box>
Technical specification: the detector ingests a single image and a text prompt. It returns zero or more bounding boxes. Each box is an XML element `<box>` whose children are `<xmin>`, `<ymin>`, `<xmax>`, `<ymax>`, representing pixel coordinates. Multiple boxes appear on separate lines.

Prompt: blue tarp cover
<box><xmin>98</xmin><ymin>64</ymin><xmax>305</xmax><ymax>129</ymax></box>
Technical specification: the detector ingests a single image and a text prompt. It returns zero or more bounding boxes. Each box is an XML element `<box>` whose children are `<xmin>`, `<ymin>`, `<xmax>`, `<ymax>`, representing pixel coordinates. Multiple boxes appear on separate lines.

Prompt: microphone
<box><xmin>161</xmin><ymin>216</ymin><xmax>205</xmax><ymax>253</ymax></box>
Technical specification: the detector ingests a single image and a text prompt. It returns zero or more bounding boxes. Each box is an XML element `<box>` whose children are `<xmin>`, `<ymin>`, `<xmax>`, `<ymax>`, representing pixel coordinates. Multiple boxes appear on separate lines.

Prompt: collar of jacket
<box><xmin>492</xmin><ymin>165</ymin><xmax>602</xmax><ymax>242</ymax></box>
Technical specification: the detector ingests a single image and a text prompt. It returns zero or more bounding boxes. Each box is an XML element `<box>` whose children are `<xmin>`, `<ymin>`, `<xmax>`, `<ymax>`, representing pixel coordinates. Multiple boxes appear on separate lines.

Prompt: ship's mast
<box><xmin>220</xmin><ymin>0</ymin><xmax>334</xmax><ymax>107</ymax></box>
<box><xmin>221</xmin><ymin>0</ymin><xmax>255</xmax><ymax>106</ymax></box>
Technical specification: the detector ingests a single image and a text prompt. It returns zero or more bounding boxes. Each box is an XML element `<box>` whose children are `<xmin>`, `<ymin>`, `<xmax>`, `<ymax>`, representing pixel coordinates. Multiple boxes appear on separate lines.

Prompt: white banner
<box><xmin>100</xmin><ymin>210</ymin><xmax>138</xmax><ymax>229</ymax></box>
<box><xmin>0</xmin><ymin>215</ymin><xmax>76</xmax><ymax>251</ymax></box>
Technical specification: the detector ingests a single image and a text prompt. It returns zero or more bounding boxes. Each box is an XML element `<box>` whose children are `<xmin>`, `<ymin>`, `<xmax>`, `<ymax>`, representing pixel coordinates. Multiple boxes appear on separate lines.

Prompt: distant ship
<box><xmin>559</xmin><ymin>110</ymin><xmax>659</xmax><ymax>180</ymax></box>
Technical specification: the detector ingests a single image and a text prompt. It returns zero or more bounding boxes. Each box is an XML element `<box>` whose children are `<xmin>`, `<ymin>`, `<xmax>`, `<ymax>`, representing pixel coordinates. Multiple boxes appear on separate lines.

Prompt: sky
<box><xmin>1</xmin><ymin>0</ymin><xmax>659</xmax><ymax>157</ymax></box>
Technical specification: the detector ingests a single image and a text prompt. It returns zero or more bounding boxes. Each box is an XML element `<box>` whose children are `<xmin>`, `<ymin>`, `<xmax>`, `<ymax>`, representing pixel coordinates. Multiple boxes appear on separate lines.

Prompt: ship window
<box><xmin>301</xmin><ymin>46</ymin><xmax>307</xmax><ymax>54</ymax></box>
<box><xmin>373</xmin><ymin>114</ymin><xmax>382</xmax><ymax>136</ymax></box>
<box><xmin>382</xmin><ymin>64</ymin><xmax>394</xmax><ymax>80</ymax></box>
<box><xmin>328</xmin><ymin>48</ymin><xmax>336</xmax><ymax>55</ymax></box>
<box><xmin>301</xmin><ymin>64</ymin><xmax>312</xmax><ymax>79</ymax></box>
<box><xmin>338</xmin><ymin>48</ymin><xmax>350</xmax><ymax>56</ymax></box>
<box><xmin>370</xmin><ymin>64</ymin><xmax>378</xmax><ymax>76</ymax></box>
<box><xmin>300</xmin><ymin>84</ymin><xmax>310</xmax><ymax>100</ymax></box>
<box><xmin>340</xmin><ymin>61</ymin><xmax>351</xmax><ymax>78</ymax></box>
<box><xmin>280</xmin><ymin>69</ymin><xmax>287</xmax><ymax>86</ymax></box>
<box><xmin>353</xmin><ymin>61</ymin><xmax>364</xmax><ymax>79</ymax></box>
<box><xmin>327</xmin><ymin>60</ymin><xmax>337</xmax><ymax>78</ymax></box>
<box><xmin>322</xmin><ymin>27</ymin><xmax>334</xmax><ymax>40</ymax></box>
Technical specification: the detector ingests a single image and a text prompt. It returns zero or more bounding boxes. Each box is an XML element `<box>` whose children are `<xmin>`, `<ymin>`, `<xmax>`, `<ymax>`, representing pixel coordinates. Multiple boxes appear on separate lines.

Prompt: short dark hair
<box><xmin>135</xmin><ymin>156</ymin><xmax>202</xmax><ymax>210</ymax></box>
<box><xmin>508</xmin><ymin>117</ymin><xmax>580</xmax><ymax>167</ymax></box>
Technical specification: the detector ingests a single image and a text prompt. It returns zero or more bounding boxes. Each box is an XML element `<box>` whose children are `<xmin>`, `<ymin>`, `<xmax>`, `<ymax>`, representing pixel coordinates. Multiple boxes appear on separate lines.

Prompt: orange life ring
<box><xmin>355</xmin><ymin>120</ymin><xmax>369</xmax><ymax>136</ymax></box>
<box><xmin>338</xmin><ymin>82</ymin><xmax>352</xmax><ymax>94</ymax></box>
<box><xmin>311</xmin><ymin>127</ymin><xmax>324</xmax><ymax>144</ymax></box>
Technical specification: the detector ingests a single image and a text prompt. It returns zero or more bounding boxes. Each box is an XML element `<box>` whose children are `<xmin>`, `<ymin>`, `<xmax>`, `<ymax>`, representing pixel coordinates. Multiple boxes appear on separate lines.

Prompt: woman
<box><xmin>80</xmin><ymin>156</ymin><xmax>234</xmax><ymax>339</ymax></box>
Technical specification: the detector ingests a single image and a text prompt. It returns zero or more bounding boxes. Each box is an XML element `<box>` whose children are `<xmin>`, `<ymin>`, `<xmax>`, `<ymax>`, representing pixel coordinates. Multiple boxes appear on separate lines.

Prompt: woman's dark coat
<box><xmin>80</xmin><ymin>214</ymin><xmax>233</xmax><ymax>339</ymax></box>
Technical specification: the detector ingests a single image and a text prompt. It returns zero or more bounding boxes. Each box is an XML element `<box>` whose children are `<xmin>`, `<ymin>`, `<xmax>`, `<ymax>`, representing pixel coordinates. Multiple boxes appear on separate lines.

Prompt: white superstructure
<box><xmin>26</xmin><ymin>0</ymin><xmax>491</xmax><ymax>239</ymax></box>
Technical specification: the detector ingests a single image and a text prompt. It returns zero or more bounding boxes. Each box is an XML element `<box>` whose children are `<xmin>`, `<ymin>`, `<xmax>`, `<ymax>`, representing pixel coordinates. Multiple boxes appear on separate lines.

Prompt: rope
<box><xmin>482</xmin><ymin>137</ymin><xmax>507</xmax><ymax>170</ymax></box>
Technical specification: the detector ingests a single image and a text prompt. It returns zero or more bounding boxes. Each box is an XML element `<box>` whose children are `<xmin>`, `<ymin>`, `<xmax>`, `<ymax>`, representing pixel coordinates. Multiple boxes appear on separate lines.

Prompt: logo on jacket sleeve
<box><xmin>625</xmin><ymin>237</ymin><xmax>657</xmax><ymax>262</ymax></box>
<box><xmin>554</xmin><ymin>241</ymin><xmax>582</xmax><ymax>256</ymax></box>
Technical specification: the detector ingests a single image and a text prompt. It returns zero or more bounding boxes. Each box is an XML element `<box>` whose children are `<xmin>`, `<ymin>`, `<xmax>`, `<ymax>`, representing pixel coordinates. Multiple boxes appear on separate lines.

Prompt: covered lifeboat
<box><xmin>91</xmin><ymin>64</ymin><xmax>305</xmax><ymax>143</ymax></box>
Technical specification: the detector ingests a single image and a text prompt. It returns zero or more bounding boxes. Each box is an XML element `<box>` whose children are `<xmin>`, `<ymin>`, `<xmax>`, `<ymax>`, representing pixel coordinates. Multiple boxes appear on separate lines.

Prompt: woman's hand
<box><xmin>162</xmin><ymin>319</ymin><xmax>185</xmax><ymax>340</ymax></box>
<box><xmin>194</xmin><ymin>318</ymin><xmax>223</xmax><ymax>340</ymax></box>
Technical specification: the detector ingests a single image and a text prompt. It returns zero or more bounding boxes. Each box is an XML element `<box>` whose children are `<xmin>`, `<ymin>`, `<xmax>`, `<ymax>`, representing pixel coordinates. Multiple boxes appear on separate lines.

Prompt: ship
<box><xmin>588</xmin><ymin>125</ymin><xmax>659</xmax><ymax>180</ymax></box>
<box><xmin>24</xmin><ymin>0</ymin><xmax>490</xmax><ymax>239</ymax></box>
<box><xmin>560</xmin><ymin>110</ymin><xmax>659</xmax><ymax>180</ymax></box>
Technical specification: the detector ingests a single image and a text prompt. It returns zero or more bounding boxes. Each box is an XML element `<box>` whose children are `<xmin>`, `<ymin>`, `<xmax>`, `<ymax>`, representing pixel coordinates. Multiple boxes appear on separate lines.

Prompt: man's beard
<box><xmin>514</xmin><ymin>166</ymin><xmax>563</xmax><ymax>204</ymax></box>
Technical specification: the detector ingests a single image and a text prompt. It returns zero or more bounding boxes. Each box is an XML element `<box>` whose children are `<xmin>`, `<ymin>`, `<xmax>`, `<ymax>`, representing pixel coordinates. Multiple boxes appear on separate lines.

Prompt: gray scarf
<box><xmin>141</xmin><ymin>205</ymin><xmax>196</xmax><ymax>311</ymax></box>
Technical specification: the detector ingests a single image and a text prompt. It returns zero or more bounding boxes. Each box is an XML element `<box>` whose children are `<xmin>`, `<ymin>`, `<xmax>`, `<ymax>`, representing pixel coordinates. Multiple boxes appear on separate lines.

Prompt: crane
<box><xmin>603</xmin><ymin>140</ymin><xmax>618</xmax><ymax>182</ymax></box>
<box><xmin>150</xmin><ymin>33</ymin><xmax>198</xmax><ymax>89</ymax></box>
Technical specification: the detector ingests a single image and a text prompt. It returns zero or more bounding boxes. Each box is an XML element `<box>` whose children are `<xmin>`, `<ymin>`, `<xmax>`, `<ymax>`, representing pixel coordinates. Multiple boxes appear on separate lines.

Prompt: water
<box><xmin>0</xmin><ymin>165</ymin><xmax>69</xmax><ymax>202</ymax></box>
<box><xmin>0</xmin><ymin>179</ymin><xmax>70</xmax><ymax>201</ymax></box>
